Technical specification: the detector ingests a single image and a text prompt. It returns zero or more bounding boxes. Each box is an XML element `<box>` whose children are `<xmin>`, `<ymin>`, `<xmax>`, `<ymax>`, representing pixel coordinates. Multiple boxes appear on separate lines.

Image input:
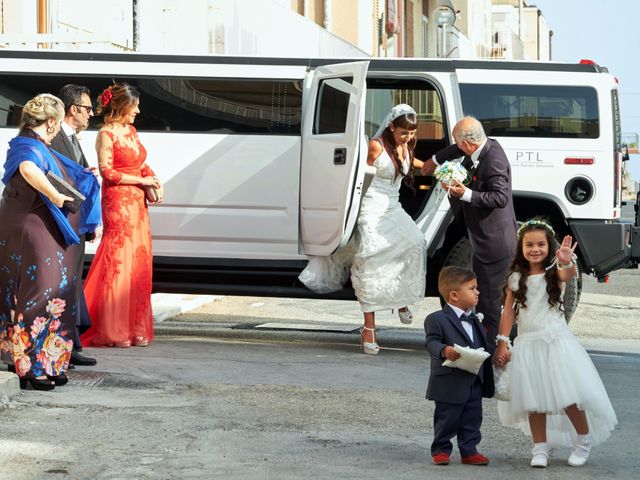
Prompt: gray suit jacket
<box><xmin>436</xmin><ymin>138</ymin><xmax>517</xmax><ymax>263</ymax></box>
<box><xmin>425</xmin><ymin>305</ymin><xmax>495</xmax><ymax>403</ymax></box>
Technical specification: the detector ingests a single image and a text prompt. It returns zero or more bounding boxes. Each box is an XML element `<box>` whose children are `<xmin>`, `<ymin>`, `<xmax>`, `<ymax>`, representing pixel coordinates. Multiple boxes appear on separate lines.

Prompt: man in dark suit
<box><xmin>428</xmin><ymin>117</ymin><xmax>517</xmax><ymax>344</ymax></box>
<box><xmin>50</xmin><ymin>84</ymin><xmax>97</xmax><ymax>367</ymax></box>
<box><xmin>425</xmin><ymin>266</ymin><xmax>494</xmax><ymax>466</ymax></box>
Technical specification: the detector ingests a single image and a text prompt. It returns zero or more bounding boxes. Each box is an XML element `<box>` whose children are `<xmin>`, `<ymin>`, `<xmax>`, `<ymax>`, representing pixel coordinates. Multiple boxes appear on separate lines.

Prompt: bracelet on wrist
<box><xmin>557</xmin><ymin>260</ymin><xmax>575</xmax><ymax>270</ymax></box>
<box><xmin>495</xmin><ymin>334</ymin><xmax>512</xmax><ymax>348</ymax></box>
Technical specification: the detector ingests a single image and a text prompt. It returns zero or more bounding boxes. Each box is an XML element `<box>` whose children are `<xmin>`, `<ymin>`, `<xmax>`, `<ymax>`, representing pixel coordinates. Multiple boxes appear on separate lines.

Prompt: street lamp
<box><xmin>435</xmin><ymin>0</ymin><xmax>456</xmax><ymax>57</ymax></box>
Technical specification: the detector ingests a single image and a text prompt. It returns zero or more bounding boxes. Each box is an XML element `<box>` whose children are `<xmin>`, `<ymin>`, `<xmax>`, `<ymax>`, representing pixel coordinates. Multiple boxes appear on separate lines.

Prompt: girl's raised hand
<box><xmin>556</xmin><ymin>235</ymin><xmax>578</xmax><ymax>265</ymax></box>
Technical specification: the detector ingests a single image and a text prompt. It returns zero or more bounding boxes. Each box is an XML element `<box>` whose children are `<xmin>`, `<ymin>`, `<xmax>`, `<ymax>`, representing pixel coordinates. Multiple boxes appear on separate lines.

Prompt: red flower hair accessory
<box><xmin>100</xmin><ymin>87</ymin><xmax>113</xmax><ymax>107</ymax></box>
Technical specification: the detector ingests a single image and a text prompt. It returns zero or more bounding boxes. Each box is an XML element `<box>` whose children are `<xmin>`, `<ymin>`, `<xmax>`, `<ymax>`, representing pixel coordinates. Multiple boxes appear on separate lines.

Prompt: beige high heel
<box><xmin>398</xmin><ymin>307</ymin><xmax>413</xmax><ymax>324</ymax></box>
<box><xmin>360</xmin><ymin>326</ymin><xmax>380</xmax><ymax>355</ymax></box>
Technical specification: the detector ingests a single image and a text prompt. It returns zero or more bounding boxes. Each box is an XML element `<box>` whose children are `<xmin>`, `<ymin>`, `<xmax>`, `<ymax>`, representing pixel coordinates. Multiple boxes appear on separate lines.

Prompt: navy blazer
<box><xmin>436</xmin><ymin>138</ymin><xmax>517</xmax><ymax>263</ymax></box>
<box><xmin>424</xmin><ymin>305</ymin><xmax>495</xmax><ymax>403</ymax></box>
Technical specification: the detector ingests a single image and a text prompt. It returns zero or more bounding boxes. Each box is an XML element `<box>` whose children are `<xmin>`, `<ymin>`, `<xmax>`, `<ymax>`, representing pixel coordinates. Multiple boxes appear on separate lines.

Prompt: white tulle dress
<box><xmin>299</xmin><ymin>146</ymin><xmax>426</xmax><ymax>312</ymax></box>
<box><xmin>498</xmin><ymin>272</ymin><xmax>618</xmax><ymax>446</ymax></box>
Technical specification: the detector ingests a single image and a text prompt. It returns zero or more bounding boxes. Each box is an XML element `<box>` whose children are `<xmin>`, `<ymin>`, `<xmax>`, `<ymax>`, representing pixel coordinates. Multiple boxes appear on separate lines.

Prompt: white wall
<box><xmin>2</xmin><ymin>0</ymin><xmax>35</xmax><ymax>34</ymax></box>
<box><xmin>137</xmin><ymin>0</ymin><xmax>211</xmax><ymax>53</ymax></box>
<box><xmin>55</xmin><ymin>0</ymin><xmax>133</xmax><ymax>49</ymax></box>
<box><xmin>357</xmin><ymin>0</ymin><xmax>374</xmax><ymax>55</ymax></box>
<box><xmin>0</xmin><ymin>0</ymin><xmax>366</xmax><ymax>57</ymax></box>
<box><xmin>211</xmin><ymin>0</ymin><xmax>366</xmax><ymax>57</ymax></box>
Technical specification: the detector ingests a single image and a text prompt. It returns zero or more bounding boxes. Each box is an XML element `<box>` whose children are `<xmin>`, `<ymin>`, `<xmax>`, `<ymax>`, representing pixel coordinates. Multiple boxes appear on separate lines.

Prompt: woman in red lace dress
<box><xmin>81</xmin><ymin>83</ymin><xmax>163</xmax><ymax>348</ymax></box>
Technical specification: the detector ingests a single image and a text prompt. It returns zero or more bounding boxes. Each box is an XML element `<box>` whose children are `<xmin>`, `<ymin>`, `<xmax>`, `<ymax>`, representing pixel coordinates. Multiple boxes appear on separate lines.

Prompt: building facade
<box><xmin>0</xmin><ymin>0</ymin><xmax>552</xmax><ymax>60</ymax></box>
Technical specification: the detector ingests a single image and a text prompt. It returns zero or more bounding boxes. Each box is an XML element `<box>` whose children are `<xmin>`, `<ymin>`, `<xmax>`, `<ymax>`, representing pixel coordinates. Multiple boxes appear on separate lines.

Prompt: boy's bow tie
<box><xmin>460</xmin><ymin>313</ymin><xmax>476</xmax><ymax>323</ymax></box>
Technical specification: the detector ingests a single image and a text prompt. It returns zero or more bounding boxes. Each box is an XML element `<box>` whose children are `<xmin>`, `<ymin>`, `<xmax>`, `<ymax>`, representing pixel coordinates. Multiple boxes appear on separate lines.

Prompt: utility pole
<box><xmin>37</xmin><ymin>0</ymin><xmax>49</xmax><ymax>49</ymax></box>
<box><xmin>133</xmin><ymin>0</ymin><xmax>140</xmax><ymax>51</ymax></box>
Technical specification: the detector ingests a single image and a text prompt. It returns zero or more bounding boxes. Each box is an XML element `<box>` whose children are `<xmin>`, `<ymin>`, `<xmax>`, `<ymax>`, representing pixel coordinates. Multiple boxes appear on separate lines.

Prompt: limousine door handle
<box><xmin>333</xmin><ymin>147</ymin><xmax>347</xmax><ymax>165</ymax></box>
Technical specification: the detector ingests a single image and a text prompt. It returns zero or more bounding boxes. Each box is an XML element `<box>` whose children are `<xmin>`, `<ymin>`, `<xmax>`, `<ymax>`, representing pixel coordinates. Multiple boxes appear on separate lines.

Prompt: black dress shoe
<box><xmin>70</xmin><ymin>351</ymin><xmax>97</xmax><ymax>366</ymax></box>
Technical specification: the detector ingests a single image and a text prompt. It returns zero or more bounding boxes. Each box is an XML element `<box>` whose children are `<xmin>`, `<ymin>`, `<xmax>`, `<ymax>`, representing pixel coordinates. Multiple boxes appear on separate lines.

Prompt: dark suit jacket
<box><xmin>50</xmin><ymin>129</ymin><xmax>94</xmax><ymax>244</ymax></box>
<box><xmin>50</xmin><ymin>128</ymin><xmax>94</xmax><ymax>331</ymax></box>
<box><xmin>50</xmin><ymin>129</ymin><xmax>89</xmax><ymax>169</ymax></box>
<box><xmin>436</xmin><ymin>138</ymin><xmax>517</xmax><ymax>263</ymax></box>
<box><xmin>425</xmin><ymin>305</ymin><xmax>494</xmax><ymax>403</ymax></box>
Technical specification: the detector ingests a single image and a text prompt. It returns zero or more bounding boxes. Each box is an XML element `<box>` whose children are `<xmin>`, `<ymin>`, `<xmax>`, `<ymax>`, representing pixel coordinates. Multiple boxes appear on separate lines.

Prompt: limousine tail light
<box><xmin>564</xmin><ymin>157</ymin><xmax>594</xmax><ymax>165</ymax></box>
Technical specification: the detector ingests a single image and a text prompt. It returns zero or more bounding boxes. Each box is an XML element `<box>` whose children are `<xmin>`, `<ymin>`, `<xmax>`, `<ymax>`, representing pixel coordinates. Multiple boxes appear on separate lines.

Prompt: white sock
<box><xmin>572</xmin><ymin>434</ymin><xmax>592</xmax><ymax>459</ymax></box>
<box><xmin>532</xmin><ymin>442</ymin><xmax>548</xmax><ymax>454</ymax></box>
<box><xmin>576</xmin><ymin>433</ymin><xmax>592</xmax><ymax>445</ymax></box>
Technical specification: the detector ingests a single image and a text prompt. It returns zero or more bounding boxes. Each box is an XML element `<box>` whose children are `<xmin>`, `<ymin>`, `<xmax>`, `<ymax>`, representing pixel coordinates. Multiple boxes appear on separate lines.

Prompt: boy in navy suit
<box><xmin>425</xmin><ymin>266</ymin><xmax>495</xmax><ymax>466</ymax></box>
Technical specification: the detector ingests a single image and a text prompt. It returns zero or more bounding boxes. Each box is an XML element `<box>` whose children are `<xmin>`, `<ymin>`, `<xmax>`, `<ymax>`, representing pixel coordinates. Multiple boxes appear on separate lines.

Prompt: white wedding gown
<box><xmin>299</xmin><ymin>146</ymin><xmax>426</xmax><ymax>312</ymax></box>
<box><xmin>498</xmin><ymin>272</ymin><xmax>618</xmax><ymax>447</ymax></box>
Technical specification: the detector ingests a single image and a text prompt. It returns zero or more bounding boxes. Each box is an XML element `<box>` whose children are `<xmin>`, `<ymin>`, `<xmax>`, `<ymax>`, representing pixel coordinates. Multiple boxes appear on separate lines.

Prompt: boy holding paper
<box><xmin>425</xmin><ymin>266</ymin><xmax>495</xmax><ymax>466</ymax></box>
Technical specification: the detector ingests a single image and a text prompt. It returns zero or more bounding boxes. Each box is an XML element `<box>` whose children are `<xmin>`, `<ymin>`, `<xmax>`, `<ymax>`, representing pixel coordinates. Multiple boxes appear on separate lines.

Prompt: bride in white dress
<box><xmin>299</xmin><ymin>104</ymin><xmax>429</xmax><ymax>355</ymax></box>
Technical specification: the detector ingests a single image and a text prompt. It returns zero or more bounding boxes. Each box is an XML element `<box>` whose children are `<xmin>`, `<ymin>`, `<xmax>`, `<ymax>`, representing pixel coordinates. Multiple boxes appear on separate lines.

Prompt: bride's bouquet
<box><xmin>434</xmin><ymin>161</ymin><xmax>470</xmax><ymax>195</ymax></box>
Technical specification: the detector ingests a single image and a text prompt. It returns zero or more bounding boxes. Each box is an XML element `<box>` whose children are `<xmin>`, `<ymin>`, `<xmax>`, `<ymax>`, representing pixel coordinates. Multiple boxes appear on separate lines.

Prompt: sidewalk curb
<box><xmin>154</xmin><ymin>321</ymin><xmax>640</xmax><ymax>355</ymax></box>
<box><xmin>154</xmin><ymin>321</ymin><xmax>418</xmax><ymax>348</ymax></box>
<box><xmin>0</xmin><ymin>371</ymin><xmax>20</xmax><ymax>402</ymax></box>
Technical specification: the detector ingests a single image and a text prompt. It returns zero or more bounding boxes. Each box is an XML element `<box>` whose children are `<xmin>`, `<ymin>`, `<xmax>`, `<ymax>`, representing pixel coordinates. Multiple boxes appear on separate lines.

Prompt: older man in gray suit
<box><xmin>431</xmin><ymin>116</ymin><xmax>517</xmax><ymax>344</ymax></box>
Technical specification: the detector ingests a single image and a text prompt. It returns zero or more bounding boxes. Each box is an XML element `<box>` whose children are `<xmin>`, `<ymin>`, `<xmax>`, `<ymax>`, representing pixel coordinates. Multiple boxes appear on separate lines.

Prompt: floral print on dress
<box><xmin>8</xmin><ymin>299</ymin><xmax>73</xmax><ymax>377</ymax></box>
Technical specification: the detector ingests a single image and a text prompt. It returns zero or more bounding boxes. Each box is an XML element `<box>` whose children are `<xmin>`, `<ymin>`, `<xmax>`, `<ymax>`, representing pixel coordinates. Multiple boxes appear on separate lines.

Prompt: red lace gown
<box><xmin>81</xmin><ymin>125</ymin><xmax>154</xmax><ymax>346</ymax></box>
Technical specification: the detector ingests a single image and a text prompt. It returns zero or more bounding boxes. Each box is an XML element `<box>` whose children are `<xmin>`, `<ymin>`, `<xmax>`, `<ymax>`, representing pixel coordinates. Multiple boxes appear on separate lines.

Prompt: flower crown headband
<box><xmin>517</xmin><ymin>219</ymin><xmax>555</xmax><ymax>239</ymax></box>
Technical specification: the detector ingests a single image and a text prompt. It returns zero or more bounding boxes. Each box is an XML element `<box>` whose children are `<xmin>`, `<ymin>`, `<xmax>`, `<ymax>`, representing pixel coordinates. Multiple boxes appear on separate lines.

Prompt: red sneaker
<box><xmin>432</xmin><ymin>452</ymin><xmax>450</xmax><ymax>465</ymax></box>
<box><xmin>461</xmin><ymin>453</ymin><xmax>490</xmax><ymax>465</ymax></box>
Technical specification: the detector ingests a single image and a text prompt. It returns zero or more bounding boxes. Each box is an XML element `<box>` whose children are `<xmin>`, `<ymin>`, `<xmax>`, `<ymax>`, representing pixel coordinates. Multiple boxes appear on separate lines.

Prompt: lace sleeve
<box><xmin>507</xmin><ymin>272</ymin><xmax>520</xmax><ymax>292</ymax></box>
<box><xmin>140</xmin><ymin>163</ymin><xmax>155</xmax><ymax>177</ymax></box>
<box><xmin>97</xmin><ymin>130</ymin><xmax>123</xmax><ymax>184</ymax></box>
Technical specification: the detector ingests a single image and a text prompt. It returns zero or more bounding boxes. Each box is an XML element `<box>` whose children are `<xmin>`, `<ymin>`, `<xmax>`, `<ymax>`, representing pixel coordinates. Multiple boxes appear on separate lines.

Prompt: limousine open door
<box><xmin>300</xmin><ymin>61</ymin><xmax>369</xmax><ymax>256</ymax></box>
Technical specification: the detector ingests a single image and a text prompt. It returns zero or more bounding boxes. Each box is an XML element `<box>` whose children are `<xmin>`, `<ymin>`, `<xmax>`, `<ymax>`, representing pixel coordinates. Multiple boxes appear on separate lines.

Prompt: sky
<box><xmin>530</xmin><ymin>0</ymin><xmax>640</xmax><ymax>182</ymax></box>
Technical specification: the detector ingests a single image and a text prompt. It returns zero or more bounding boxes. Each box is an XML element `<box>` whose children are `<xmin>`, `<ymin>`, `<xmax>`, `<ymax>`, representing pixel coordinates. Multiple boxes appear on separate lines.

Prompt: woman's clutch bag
<box><xmin>46</xmin><ymin>170</ymin><xmax>85</xmax><ymax>213</ymax></box>
<box><xmin>144</xmin><ymin>185</ymin><xmax>160</xmax><ymax>203</ymax></box>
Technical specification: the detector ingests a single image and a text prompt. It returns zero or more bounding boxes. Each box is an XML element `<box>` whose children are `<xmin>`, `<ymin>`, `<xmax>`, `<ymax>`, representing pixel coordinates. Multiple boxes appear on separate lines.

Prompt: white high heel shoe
<box><xmin>360</xmin><ymin>326</ymin><xmax>380</xmax><ymax>355</ymax></box>
<box><xmin>398</xmin><ymin>307</ymin><xmax>413</xmax><ymax>325</ymax></box>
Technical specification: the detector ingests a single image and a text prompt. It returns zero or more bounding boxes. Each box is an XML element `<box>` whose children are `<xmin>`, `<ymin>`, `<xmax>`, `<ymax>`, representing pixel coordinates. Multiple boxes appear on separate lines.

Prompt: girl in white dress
<box><xmin>494</xmin><ymin>219</ymin><xmax>617</xmax><ymax>468</ymax></box>
<box><xmin>299</xmin><ymin>104</ymin><xmax>428</xmax><ymax>354</ymax></box>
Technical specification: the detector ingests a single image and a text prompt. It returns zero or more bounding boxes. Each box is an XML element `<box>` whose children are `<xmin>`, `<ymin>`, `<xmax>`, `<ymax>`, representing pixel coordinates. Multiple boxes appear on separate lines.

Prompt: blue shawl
<box><xmin>2</xmin><ymin>135</ymin><xmax>101</xmax><ymax>246</ymax></box>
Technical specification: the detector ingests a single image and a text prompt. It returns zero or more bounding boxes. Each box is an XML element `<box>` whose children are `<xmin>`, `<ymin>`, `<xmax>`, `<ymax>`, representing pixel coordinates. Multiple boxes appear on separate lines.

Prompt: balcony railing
<box><xmin>0</xmin><ymin>33</ymin><xmax>133</xmax><ymax>52</ymax></box>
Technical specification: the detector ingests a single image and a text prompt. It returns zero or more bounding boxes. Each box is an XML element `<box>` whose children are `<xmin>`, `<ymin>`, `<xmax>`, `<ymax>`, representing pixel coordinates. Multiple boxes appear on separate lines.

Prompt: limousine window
<box><xmin>363</xmin><ymin>79</ymin><xmax>447</xmax><ymax>220</ymax></box>
<box><xmin>0</xmin><ymin>75</ymin><xmax>302</xmax><ymax>135</ymax></box>
<box><xmin>460</xmin><ymin>84</ymin><xmax>599</xmax><ymax>138</ymax></box>
<box><xmin>313</xmin><ymin>76</ymin><xmax>353</xmax><ymax>135</ymax></box>
<box><xmin>365</xmin><ymin>85</ymin><xmax>445</xmax><ymax>140</ymax></box>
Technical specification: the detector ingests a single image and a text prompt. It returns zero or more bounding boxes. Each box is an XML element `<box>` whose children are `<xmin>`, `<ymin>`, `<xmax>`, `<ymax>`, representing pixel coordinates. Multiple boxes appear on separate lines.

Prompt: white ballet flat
<box><xmin>568</xmin><ymin>436</ymin><xmax>592</xmax><ymax>467</ymax></box>
<box><xmin>530</xmin><ymin>444</ymin><xmax>549</xmax><ymax>468</ymax></box>
<box><xmin>360</xmin><ymin>327</ymin><xmax>380</xmax><ymax>355</ymax></box>
<box><xmin>398</xmin><ymin>308</ymin><xmax>413</xmax><ymax>325</ymax></box>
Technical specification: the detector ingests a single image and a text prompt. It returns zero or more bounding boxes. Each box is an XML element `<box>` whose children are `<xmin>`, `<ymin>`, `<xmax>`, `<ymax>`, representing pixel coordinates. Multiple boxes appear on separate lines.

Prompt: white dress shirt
<box><xmin>460</xmin><ymin>138</ymin><xmax>486</xmax><ymax>203</ymax></box>
<box><xmin>60</xmin><ymin>120</ymin><xmax>76</xmax><ymax>138</ymax></box>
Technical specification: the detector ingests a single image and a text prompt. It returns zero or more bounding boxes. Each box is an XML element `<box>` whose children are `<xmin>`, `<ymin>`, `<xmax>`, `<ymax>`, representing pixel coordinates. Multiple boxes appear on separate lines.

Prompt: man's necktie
<box><xmin>69</xmin><ymin>134</ymin><xmax>83</xmax><ymax>162</ymax></box>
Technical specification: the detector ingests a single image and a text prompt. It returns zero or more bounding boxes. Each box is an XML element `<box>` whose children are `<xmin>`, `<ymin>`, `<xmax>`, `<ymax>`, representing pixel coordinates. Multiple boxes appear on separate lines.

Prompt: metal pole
<box><xmin>37</xmin><ymin>0</ymin><xmax>48</xmax><ymax>49</ymax></box>
<box><xmin>441</xmin><ymin>24</ymin><xmax>447</xmax><ymax>57</ymax></box>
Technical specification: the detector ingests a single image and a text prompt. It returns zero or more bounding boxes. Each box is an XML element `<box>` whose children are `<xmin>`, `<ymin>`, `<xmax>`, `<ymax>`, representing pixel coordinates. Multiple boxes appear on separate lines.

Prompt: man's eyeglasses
<box><xmin>74</xmin><ymin>104</ymin><xmax>93</xmax><ymax>114</ymax></box>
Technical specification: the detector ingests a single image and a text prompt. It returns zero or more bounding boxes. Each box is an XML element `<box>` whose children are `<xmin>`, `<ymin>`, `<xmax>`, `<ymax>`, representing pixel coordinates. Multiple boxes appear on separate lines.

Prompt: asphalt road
<box><xmin>0</xmin><ymin>336</ymin><xmax>636</xmax><ymax>480</ymax></box>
